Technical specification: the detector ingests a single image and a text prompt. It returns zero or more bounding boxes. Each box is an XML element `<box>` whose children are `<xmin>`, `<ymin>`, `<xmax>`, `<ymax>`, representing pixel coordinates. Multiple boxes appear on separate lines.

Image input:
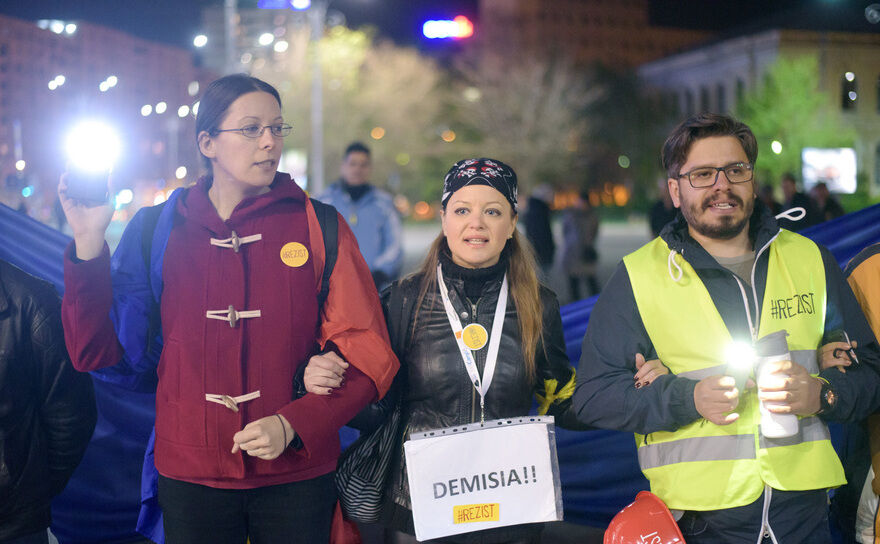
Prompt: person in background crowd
<box><xmin>523</xmin><ymin>183</ymin><xmax>556</xmax><ymax>280</ymax></box>
<box><xmin>0</xmin><ymin>258</ymin><xmax>96</xmax><ymax>544</ymax></box>
<box><xmin>778</xmin><ymin>171</ymin><xmax>819</xmax><ymax>231</ymax></box>
<box><xmin>830</xmin><ymin>242</ymin><xmax>880</xmax><ymax>543</ymax></box>
<box><xmin>574</xmin><ymin>113</ymin><xmax>880</xmax><ymax>543</ymax></box>
<box><xmin>561</xmin><ymin>190</ymin><xmax>600</xmax><ymax>301</ymax></box>
<box><xmin>304</xmin><ymin>158</ymin><xmax>669</xmax><ymax>543</ymax></box>
<box><xmin>1</xmin><ymin>173</ymin><xmax>28</xmax><ymax>215</ymax></box>
<box><xmin>649</xmin><ymin>177</ymin><xmax>677</xmax><ymax>237</ymax></box>
<box><xmin>58</xmin><ymin>74</ymin><xmax>399</xmax><ymax>544</ymax></box>
<box><xmin>317</xmin><ymin>142</ymin><xmax>403</xmax><ymax>290</ymax></box>
<box><xmin>758</xmin><ymin>184</ymin><xmax>781</xmax><ymax>216</ymax></box>
<box><xmin>812</xmin><ymin>182</ymin><xmax>846</xmax><ymax>222</ymax></box>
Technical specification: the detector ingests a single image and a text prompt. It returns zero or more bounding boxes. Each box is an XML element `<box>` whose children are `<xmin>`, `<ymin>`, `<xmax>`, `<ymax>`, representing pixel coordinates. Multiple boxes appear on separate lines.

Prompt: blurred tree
<box><xmin>447</xmin><ymin>53</ymin><xmax>601</xmax><ymax>193</ymax></box>
<box><xmin>736</xmin><ymin>56</ymin><xmax>855</xmax><ymax>187</ymax></box>
<box><xmin>251</xmin><ymin>25</ymin><xmax>449</xmax><ymax>200</ymax></box>
<box><xmin>585</xmin><ymin>65</ymin><xmax>677</xmax><ymax>211</ymax></box>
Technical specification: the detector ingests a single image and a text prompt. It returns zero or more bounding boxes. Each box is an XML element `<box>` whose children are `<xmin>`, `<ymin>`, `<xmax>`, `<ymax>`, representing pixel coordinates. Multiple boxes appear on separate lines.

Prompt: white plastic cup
<box><xmin>756</xmin><ymin>355</ymin><xmax>799</xmax><ymax>438</ymax></box>
<box><xmin>755</xmin><ymin>331</ymin><xmax>799</xmax><ymax>439</ymax></box>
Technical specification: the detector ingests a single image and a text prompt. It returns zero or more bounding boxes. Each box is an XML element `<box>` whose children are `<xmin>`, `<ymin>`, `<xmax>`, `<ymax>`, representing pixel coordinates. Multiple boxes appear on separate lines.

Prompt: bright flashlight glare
<box><xmin>177</xmin><ymin>105</ymin><xmax>190</xmax><ymax>118</ymax></box>
<box><xmin>175</xmin><ymin>166</ymin><xmax>187</xmax><ymax>179</ymax></box>
<box><xmin>54</xmin><ymin>75</ymin><xmax>65</xmax><ymax>85</ymax></box>
<box><xmin>15</xmin><ymin>160</ymin><xmax>25</xmax><ymax>171</ymax></box>
<box><xmin>65</xmin><ymin>23</ymin><xmax>77</xmax><ymax>34</ymax></box>
<box><xmin>116</xmin><ymin>189</ymin><xmax>134</xmax><ymax>205</ymax></box>
<box><xmin>193</xmin><ymin>34</ymin><xmax>208</xmax><ymax>48</ymax></box>
<box><xmin>65</xmin><ymin>121</ymin><xmax>121</xmax><ymax>173</ymax></box>
<box><xmin>141</xmin><ymin>104</ymin><xmax>153</xmax><ymax>116</ymax></box>
<box><xmin>291</xmin><ymin>0</ymin><xmax>311</xmax><ymax>9</ymax></box>
<box><xmin>274</xmin><ymin>40</ymin><xmax>289</xmax><ymax>53</ymax></box>
<box><xmin>258</xmin><ymin>33</ymin><xmax>274</xmax><ymax>46</ymax></box>
<box><xmin>99</xmin><ymin>81</ymin><xmax>110</xmax><ymax>92</ymax></box>
<box><xmin>726</xmin><ymin>342</ymin><xmax>755</xmax><ymax>370</ymax></box>
<box><xmin>155</xmin><ymin>102</ymin><xmax>167</xmax><ymax>114</ymax></box>
<box><xmin>106</xmin><ymin>75</ymin><xmax>118</xmax><ymax>87</ymax></box>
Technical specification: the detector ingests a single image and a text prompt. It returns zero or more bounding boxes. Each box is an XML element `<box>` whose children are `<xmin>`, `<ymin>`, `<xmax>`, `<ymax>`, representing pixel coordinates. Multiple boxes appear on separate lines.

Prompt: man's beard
<box><xmin>681</xmin><ymin>191</ymin><xmax>753</xmax><ymax>240</ymax></box>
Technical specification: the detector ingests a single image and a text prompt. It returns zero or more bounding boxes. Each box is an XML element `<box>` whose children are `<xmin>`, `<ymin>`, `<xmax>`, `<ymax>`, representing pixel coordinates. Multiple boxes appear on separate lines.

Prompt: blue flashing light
<box><xmin>21</xmin><ymin>186</ymin><xmax>34</xmax><ymax>198</ymax></box>
<box><xmin>422</xmin><ymin>16</ymin><xmax>474</xmax><ymax>39</ymax></box>
<box><xmin>258</xmin><ymin>0</ymin><xmax>290</xmax><ymax>8</ymax></box>
<box><xmin>258</xmin><ymin>0</ymin><xmax>310</xmax><ymax>8</ymax></box>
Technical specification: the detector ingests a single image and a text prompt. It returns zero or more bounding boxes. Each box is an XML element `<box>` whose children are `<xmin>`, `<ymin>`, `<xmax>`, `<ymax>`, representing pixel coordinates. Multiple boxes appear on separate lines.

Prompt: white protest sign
<box><xmin>404</xmin><ymin>416</ymin><xmax>562</xmax><ymax>541</ymax></box>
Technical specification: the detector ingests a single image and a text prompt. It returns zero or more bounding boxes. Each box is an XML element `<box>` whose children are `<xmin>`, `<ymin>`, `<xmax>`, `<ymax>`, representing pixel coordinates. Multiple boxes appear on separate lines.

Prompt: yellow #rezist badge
<box><xmin>280</xmin><ymin>242</ymin><xmax>309</xmax><ymax>268</ymax></box>
<box><xmin>461</xmin><ymin>323</ymin><xmax>489</xmax><ymax>351</ymax></box>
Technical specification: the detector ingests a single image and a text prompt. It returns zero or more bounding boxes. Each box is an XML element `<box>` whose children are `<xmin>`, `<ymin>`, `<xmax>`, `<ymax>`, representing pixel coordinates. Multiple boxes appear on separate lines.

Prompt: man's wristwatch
<box><xmin>818</xmin><ymin>381</ymin><xmax>837</xmax><ymax>415</ymax></box>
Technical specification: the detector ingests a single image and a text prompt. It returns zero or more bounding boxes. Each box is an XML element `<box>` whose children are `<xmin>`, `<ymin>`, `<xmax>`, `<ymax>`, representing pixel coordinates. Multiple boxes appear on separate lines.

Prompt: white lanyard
<box><xmin>436</xmin><ymin>264</ymin><xmax>508</xmax><ymax>424</ymax></box>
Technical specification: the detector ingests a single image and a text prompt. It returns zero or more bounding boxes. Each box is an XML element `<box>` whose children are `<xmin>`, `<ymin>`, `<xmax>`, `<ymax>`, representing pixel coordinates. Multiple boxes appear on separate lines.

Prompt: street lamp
<box><xmin>291</xmin><ymin>0</ymin><xmax>331</xmax><ymax>192</ymax></box>
<box><xmin>308</xmin><ymin>1</ymin><xmax>328</xmax><ymax>193</ymax></box>
<box><xmin>223</xmin><ymin>0</ymin><xmax>366</xmax><ymax>192</ymax></box>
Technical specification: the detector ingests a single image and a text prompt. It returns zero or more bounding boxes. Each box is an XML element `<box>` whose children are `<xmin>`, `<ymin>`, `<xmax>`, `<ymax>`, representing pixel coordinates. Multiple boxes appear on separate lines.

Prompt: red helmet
<box><xmin>604</xmin><ymin>491</ymin><xmax>685</xmax><ymax>544</ymax></box>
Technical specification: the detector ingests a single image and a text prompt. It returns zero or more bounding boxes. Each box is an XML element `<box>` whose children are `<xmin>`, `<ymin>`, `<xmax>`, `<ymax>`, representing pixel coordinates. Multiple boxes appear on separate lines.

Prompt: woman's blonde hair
<box><xmin>410</xmin><ymin>230</ymin><xmax>544</xmax><ymax>383</ymax></box>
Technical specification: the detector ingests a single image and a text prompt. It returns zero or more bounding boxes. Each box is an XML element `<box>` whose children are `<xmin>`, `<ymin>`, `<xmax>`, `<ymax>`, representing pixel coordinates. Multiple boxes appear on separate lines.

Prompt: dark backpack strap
<box><xmin>310</xmin><ymin>198</ymin><xmax>338</xmax><ymax>309</ymax></box>
<box><xmin>140</xmin><ymin>201</ymin><xmax>167</xmax><ymax>360</ymax></box>
<box><xmin>292</xmin><ymin>199</ymin><xmax>339</xmax><ymax>403</ymax></box>
<box><xmin>140</xmin><ymin>201</ymin><xmax>167</xmax><ymax>276</ymax></box>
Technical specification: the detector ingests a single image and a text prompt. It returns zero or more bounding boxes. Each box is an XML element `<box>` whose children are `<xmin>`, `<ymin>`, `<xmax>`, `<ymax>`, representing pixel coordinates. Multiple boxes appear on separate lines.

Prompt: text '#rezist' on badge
<box><xmin>453</xmin><ymin>503</ymin><xmax>500</xmax><ymax>524</ymax></box>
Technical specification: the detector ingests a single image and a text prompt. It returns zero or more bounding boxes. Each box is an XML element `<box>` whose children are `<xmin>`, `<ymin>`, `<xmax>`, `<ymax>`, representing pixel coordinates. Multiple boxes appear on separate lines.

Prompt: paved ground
<box><xmin>401</xmin><ymin>218</ymin><xmax>653</xmax><ymax>306</ymax></box>
<box><xmin>356</xmin><ymin>520</ymin><xmax>605</xmax><ymax>543</ymax></box>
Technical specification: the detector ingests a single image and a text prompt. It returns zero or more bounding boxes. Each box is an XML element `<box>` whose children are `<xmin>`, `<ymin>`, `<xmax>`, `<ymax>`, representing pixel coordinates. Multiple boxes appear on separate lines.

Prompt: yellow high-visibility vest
<box><xmin>623</xmin><ymin>230</ymin><xmax>845</xmax><ymax>511</ymax></box>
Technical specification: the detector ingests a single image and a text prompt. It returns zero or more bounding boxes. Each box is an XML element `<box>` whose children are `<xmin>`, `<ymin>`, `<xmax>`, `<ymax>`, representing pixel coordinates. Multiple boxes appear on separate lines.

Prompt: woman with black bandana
<box><xmin>305</xmin><ymin>158</ymin><xmax>668</xmax><ymax>543</ymax></box>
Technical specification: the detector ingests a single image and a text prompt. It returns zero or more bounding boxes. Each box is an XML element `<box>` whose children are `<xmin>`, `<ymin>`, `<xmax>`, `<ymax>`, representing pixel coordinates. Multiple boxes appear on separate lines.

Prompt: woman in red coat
<box><xmin>59</xmin><ymin>74</ymin><xmax>398</xmax><ymax>543</ymax></box>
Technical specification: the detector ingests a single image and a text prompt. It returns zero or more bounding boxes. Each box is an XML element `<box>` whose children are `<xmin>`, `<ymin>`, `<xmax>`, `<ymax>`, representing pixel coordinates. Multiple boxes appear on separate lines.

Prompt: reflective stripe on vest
<box><xmin>677</xmin><ymin>349</ymin><xmax>819</xmax><ymax>381</ymax></box>
<box><xmin>623</xmin><ymin>230</ymin><xmax>845</xmax><ymax>511</ymax></box>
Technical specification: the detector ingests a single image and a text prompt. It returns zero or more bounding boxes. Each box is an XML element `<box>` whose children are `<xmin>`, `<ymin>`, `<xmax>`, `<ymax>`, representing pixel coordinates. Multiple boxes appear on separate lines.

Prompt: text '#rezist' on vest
<box><xmin>769</xmin><ymin>292</ymin><xmax>816</xmax><ymax>320</ymax></box>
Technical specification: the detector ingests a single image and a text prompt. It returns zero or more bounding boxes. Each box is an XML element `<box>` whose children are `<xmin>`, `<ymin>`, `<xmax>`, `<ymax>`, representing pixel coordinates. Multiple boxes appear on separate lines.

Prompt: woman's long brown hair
<box><xmin>410</xmin><ymin>230</ymin><xmax>544</xmax><ymax>383</ymax></box>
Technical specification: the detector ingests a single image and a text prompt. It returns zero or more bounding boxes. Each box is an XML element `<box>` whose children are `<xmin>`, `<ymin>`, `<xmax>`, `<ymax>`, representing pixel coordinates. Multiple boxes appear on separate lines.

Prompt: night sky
<box><xmin>0</xmin><ymin>0</ymin><xmax>479</xmax><ymax>48</ymax></box>
<box><xmin>0</xmin><ymin>0</ymin><xmax>874</xmax><ymax>50</ymax></box>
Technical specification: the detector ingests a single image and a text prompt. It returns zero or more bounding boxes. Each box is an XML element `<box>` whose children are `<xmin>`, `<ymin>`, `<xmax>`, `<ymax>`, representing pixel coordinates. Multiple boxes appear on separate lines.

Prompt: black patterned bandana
<box><xmin>441</xmin><ymin>158</ymin><xmax>518</xmax><ymax>213</ymax></box>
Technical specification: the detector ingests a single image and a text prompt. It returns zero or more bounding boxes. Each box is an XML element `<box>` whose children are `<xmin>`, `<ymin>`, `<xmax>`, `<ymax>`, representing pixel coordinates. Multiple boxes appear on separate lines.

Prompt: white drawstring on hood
<box><xmin>775</xmin><ymin>206</ymin><xmax>805</xmax><ymax>223</ymax></box>
<box><xmin>665</xmin><ymin>202</ymin><xmax>793</xmax><ymax>284</ymax></box>
<box><xmin>668</xmin><ymin>249</ymin><xmax>683</xmax><ymax>282</ymax></box>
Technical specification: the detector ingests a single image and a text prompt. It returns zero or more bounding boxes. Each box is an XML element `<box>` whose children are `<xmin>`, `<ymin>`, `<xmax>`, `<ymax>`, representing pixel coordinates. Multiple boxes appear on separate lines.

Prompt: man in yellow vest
<box><xmin>573</xmin><ymin>113</ymin><xmax>880</xmax><ymax>543</ymax></box>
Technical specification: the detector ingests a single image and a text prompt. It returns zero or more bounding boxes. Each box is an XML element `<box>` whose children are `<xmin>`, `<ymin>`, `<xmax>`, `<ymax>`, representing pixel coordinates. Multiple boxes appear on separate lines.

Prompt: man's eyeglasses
<box><xmin>678</xmin><ymin>162</ymin><xmax>753</xmax><ymax>188</ymax></box>
<box><xmin>215</xmin><ymin>123</ymin><xmax>293</xmax><ymax>139</ymax></box>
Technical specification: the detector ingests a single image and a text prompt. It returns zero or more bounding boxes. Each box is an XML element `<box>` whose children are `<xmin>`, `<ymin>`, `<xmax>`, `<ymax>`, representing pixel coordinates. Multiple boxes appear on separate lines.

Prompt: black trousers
<box><xmin>157</xmin><ymin>473</ymin><xmax>336</xmax><ymax>544</ymax></box>
<box><xmin>677</xmin><ymin>488</ymin><xmax>831</xmax><ymax>543</ymax></box>
<box><xmin>387</xmin><ymin>529</ymin><xmax>539</xmax><ymax>544</ymax></box>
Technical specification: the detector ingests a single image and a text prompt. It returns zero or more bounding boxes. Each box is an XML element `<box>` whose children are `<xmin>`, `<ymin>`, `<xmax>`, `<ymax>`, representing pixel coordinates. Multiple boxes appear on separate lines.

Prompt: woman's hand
<box><xmin>819</xmin><ymin>340</ymin><xmax>858</xmax><ymax>373</ymax></box>
<box><xmin>58</xmin><ymin>173</ymin><xmax>114</xmax><ymax>260</ymax></box>
<box><xmin>303</xmin><ymin>351</ymin><xmax>349</xmax><ymax>395</ymax></box>
<box><xmin>634</xmin><ymin>352</ymin><xmax>669</xmax><ymax>388</ymax></box>
<box><xmin>231</xmin><ymin>414</ymin><xmax>293</xmax><ymax>460</ymax></box>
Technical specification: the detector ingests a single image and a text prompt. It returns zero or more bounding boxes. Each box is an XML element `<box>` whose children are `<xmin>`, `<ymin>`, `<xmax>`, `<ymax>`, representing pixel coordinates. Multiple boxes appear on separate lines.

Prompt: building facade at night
<box><xmin>0</xmin><ymin>14</ymin><xmax>214</xmax><ymax>225</ymax></box>
<box><xmin>477</xmin><ymin>0</ymin><xmax>712</xmax><ymax>68</ymax></box>
<box><xmin>638</xmin><ymin>29</ymin><xmax>880</xmax><ymax>194</ymax></box>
